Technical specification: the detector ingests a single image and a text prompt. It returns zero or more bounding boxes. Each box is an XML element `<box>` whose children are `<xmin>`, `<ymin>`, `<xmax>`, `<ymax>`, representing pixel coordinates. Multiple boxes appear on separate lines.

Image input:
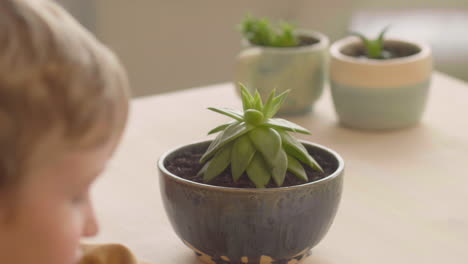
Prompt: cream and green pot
<box><xmin>236</xmin><ymin>30</ymin><xmax>329</xmax><ymax>115</ymax></box>
<box><xmin>330</xmin><ymin>37</ymin><xmax>432</xmax><ymax>130</ymax></box>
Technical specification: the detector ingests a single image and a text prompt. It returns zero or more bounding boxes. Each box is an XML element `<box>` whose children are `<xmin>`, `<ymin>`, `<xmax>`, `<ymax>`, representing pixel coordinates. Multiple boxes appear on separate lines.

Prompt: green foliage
<box><xmin>351</xmin><ymin>26</ymin><xmax>391</xmax><ymax>59</ymax></box>
<box><xmin>200</xmin><ymin>84</ymin><xmax>323</xmax><ymax>188</ymax></box>
<box><xmin>239</xmin><ymin>14</ymin><xmax>300</xmax><ymax>47</ymax></box>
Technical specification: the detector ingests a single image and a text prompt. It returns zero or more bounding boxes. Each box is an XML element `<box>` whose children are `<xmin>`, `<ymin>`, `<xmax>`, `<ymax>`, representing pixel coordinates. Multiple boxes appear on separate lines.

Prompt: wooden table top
<box><xmin>88</xmin><ymin>72</ymin><xmax>468</xmax><ymax>264</ymax></box>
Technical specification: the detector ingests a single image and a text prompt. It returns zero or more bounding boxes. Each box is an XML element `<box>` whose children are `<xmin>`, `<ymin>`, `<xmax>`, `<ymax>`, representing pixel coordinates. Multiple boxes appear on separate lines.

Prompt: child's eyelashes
<box><xmin>71</xmin><ymin>191</ymin><xmax>89</xmax><ymax>205</ymax></box>
<box><xmin>70</xmin><ymin>173</ymin><xmax>98</xmax><ymax>205</ymax></box>
<box><xmin>71</xmin><ymin>194</ymin><xmax>86</xmax><ymax>205</ymax></box>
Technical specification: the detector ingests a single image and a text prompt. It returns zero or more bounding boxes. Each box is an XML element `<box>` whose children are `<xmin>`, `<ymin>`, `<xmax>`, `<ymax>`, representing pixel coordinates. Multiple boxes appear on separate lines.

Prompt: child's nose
<box><xmin>82</xmin><ymin>207</ymin><xmax>99</xmax><ymax>237</ymax></box>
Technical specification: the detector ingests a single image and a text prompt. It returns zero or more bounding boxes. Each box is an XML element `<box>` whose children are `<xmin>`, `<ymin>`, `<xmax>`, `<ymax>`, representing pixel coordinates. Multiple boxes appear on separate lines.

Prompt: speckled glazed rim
<box><xmin>158</xmin><ymin>140</ymin><xmax>344</xmax><ymax>193</ymax></box>
<box><xmin>241</xmin><ymin>29</ymin><xmax>330</xmax><ymax>53</ymax></box>
<box><xmin>330</xmin><ymin>36</ymin><xmax>431</xmax><ymax>66</ymax></box>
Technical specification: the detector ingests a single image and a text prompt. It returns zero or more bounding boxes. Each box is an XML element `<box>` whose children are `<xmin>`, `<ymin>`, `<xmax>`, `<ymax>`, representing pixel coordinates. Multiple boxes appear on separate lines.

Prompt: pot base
<box><xmin>193</xmin><ymin>249</ymin><xmax>312</xmax><ymax>264</ymax></box>
<box><xmin>185</xmin><ymin>238</ymin><xmax>313</xmax><ymax>264</ymax></box>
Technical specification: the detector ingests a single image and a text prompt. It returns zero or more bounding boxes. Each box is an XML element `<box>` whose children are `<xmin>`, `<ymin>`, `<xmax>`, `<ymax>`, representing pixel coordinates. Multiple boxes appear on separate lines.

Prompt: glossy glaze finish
<box><xmin>158</xmin><ymin>141</ymin><xmax>344</xmax><ymax>264</ymax></box>
<box><xmin>236</xmin><ymin>30</ymin><xmax>330</xmax><ymax>115</ymax></box>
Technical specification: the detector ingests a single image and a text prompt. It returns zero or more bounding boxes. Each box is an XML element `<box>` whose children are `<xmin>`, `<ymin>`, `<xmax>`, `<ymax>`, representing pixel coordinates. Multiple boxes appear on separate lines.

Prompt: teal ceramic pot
<box><xmin>236</xmin><ymin>30</ymin><xmax>329</xmax><ymax>115</ymax></box>
<box><xmin>330</xmin><ymin>37</ymin><xmax>433</xmax><ymax>130</ymax></box>
<box><xmin>158</xmin><ymin>140</ymin><xmax>344</xmax><ymax>264</ymax></box>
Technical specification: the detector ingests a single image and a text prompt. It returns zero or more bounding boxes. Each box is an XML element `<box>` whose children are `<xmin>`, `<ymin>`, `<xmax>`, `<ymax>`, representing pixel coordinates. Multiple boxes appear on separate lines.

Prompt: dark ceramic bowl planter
<box><xmin>158</xmin><ymin>140</ymin><xmax>344</xmax><ymax>264</ymax></box>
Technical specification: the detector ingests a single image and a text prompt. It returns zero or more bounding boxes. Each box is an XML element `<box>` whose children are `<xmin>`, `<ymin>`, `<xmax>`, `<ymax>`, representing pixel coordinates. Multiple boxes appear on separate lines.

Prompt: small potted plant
<box><xmin>235</xmin><ymin>15</ymin><xmax>329</xmax><ymax>115</ymax></box>
<box><xmin>329</xmin><ymin>27</ymin><xmax>433</xmax><ymax>130</ymax></box>
<box><xmin>158</xmin><ymin>85</ymin><xmax>344</xmax><ymax>264</ymax></box>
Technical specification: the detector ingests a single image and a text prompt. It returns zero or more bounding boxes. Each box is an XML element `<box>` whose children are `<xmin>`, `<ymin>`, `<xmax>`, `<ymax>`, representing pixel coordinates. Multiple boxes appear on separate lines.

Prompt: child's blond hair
<box><xmin>0</xmin><ymin>0</ymin><xmax>129</xmax><ymax>191</ymax></box>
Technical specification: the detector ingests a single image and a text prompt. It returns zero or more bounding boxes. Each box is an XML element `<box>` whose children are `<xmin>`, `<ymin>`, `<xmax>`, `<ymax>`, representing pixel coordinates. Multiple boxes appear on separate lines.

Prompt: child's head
<box><xmin>0</xmin><ymin>1</ymin><xmax>129</xmax><ymax>264</ymax></box>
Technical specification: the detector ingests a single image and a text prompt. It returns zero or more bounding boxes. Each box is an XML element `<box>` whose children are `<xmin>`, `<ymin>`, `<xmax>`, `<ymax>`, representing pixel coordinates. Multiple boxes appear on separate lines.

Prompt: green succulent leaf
<box><xmin>375</xmin><ymin>26</ymin><xmax>390</xmax><ymax>59</ymax></box>
<box><xmin>231</xmin><ymin>135</ymin><xmax>256</xmax><ymax>181</ymax></box>
<box><xmin>267</xmin><ymin>90</ymin><xmax>290</xmax><ymax>118</ymax></box>
<box><xmin>351</xmin><ymin>26</ymin><xmax>390</xmax><ymax>59</ymax></box>
<box><xmin>196</xmin><ymin>160</ymin><xmax>209</xmax><ymax>179</ymax></box>
<box><xmin>244</xmin><ymin>109</ymin><xmax>264</xmax><ymax>125</ymax></box>
<box><xmin>261</xmin><ymin>88</ymin><xmax>277</xmax><ymax>118</ymax></box>
<box><xmin>203</xmin><ymin>143</ymin><xmax>233</xmax><ymax>182</ymax></box>
<box><xmin>274</xmin><ymin>22</ymin><xmax>298</xmax><ymax>47</ymax></box>
<box><xmin>367</xmin><ymin>41</ymin><xmax>382</xmax><ymax>59</ymax></box>
<box><xmin>201</xmin><ymin>122</ymin><xmax>253</xmax><ymax>163</ymax></box>
<box><xmin>287</xmin><ymin>154</ymin><xmax>308</xmax><ymax>182</ymax></box>
<box><xmin>271</xmin><ymin>149</ymin><xmax>288</xmax><ymax>186</ymax></box>
<box><xmin>253</xmin><ymin>90</ymin><xmax>263</xmax><ymax>111</ymax></box>
<box><xmin>201</xmin><ymin>83</ymin><xmax>323</xmax><ymax>188</ymax></box>
<box><xmin>265</xmin><ymin>118</ymin><xmax>310</xmax><ymax>134</ymax></box>
<box><xmin>351</xmin><ymin>32</ymin><xmax>369</xmax><ymax>45</ymax></box>
<box><xmin>248</xmin><ymin>127</ymin><xmax>281</xmax><ymax>166</ymax></box>
<box><xmin>377</xmin><ymin>25</ymin><xmax>390</xmax><ymax>44</ymax></box>
<box><xmin>351</xmin><ymin>31</ymin><xmax>376</xmax><ymax>57</ymax></box>
<box><xmin>239</xmin><ymin>15</ymin><xmax>299</xmax><ymax>47</ymax></box>
<box><xmin>207</xmin><ymin>121</ymin><xmax>237</xmax><ymax>135</ymax></box>
<box><xmin>248</xmin><ymin>18</ymin><xmax>273</xmax><ymax>46</ymax></box>
<box><xmin>239</xmin><ymin>83</ymin><xmax>255</xmax><ymax>110</ymax></box>
<box><xmin>280</xmin><ymin>130</ymin><xmax>323</xmax><ymax>172</ymax></box>
<box><xmin>208</xmin><ymin>107</ymin><xmax>244</xmax><ymax>121</ymax></box>
<box><xmin>246</xmin><ymin>153</ymin><xmax>271</xmax><ymax>188</ymax></box>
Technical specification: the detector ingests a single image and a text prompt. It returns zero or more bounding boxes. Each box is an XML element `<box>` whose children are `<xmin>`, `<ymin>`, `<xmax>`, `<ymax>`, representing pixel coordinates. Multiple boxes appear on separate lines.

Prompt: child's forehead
<box><xmin>27</xmin><ymin>123</ymin><xmax>115</xmax><ymax>168</ymax></box>
<box><xmin>28</xmin><ymin>135</ymin><xmax>117</xmax><ymax>188</ymax></box>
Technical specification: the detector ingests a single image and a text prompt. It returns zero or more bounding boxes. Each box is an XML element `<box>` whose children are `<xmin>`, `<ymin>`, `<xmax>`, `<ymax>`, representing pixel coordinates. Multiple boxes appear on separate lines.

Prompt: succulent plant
<box><xmin>198</xmin><ymin>84</ymin><xmax>323</xmax><ymax>188</ymax></box>
<box><xmin>352</xmin><ymin>26</ymin><xmax>391</xmax><ymax>59</ymax></box>
<box><xmin>239</xmin><ymin>14</ymin><xmax>299</xmax><ymax>47</ymax></box>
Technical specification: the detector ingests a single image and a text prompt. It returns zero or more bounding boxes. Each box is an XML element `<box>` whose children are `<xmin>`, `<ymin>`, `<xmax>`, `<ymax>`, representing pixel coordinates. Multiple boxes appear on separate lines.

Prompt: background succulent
<box><xmin>198</xmin><ymin>84</ymin><xmax>323</xmax><ymax>188</ymax></box>
<box><xmin>239</xmin><ymin>14</ymin><xmax>300</xmax><ymax>47</ymax></box>
<box><xmin>352</xmin><ymin>26</ymin><xmax>391</xmax><ymax>59</ymax></box>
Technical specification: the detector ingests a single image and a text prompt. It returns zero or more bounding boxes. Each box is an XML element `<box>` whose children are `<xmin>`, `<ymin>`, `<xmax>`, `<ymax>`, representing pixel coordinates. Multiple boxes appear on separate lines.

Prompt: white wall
<box><xmin>55</xmin><ymin>0</ymin><xmax>96</xmax><ymax>31</ymax></box>
<box><xmin>60</xmin><ymin>1</ymin><xmax>468</xmax><ymax>97</ymax></box>
<box><xmin>95</xmin><ymin>1</ymin><xmax>302</xmax><ymax>97</ymax></box>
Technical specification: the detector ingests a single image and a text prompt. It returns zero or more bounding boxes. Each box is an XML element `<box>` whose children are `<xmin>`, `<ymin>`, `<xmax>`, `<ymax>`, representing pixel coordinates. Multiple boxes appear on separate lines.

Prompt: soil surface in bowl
<box><xmin>253</xmin><ymin>35</ymin><xmax>319</xmax><ymax>47</ymax></box>
<box><xmin>341</xmin><ymin>41</ymin><xmax>421</xmax><ymax>59</ymax></box>
<box><xmin>298</xmin><ymin>35</ymin><xmax>319</xmax><ymax>46</ymax></box>
<box><xmin>165</xmin><ymin>146</ymin><xmax>338</xmax><ymax>188</ymax></box>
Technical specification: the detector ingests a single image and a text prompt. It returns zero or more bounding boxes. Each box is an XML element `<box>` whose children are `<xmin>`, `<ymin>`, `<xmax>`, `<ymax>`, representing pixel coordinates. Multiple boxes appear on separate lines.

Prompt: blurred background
<box><xmin>57</xmin><ymin>0</ymin><xmax>468</xmax><ymax>97</ymax></box>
